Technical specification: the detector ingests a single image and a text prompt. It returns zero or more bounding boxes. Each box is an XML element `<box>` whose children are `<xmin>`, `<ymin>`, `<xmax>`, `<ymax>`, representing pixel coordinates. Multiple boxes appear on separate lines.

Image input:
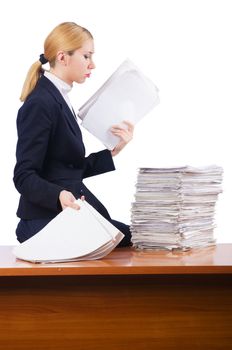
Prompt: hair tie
<box><xmin>39</xmin><ymin>53</ymin><xmax>48</xmax><ymax>65</ymax></box>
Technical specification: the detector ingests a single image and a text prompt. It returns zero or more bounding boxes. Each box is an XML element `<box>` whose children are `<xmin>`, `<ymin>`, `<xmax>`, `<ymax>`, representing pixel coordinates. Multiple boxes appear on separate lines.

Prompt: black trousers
<box><xmin>16</xmin><ymin>217</ymin><xmax>131</xmax><ymax>247</ymax></box>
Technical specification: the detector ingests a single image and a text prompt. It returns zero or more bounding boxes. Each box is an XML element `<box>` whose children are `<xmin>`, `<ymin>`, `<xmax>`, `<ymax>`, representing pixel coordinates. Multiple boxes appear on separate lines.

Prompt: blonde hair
<box><xmin>20</xmin><ymin>22</ymin><xmax>93</xmax><ymax>102</ymax></box>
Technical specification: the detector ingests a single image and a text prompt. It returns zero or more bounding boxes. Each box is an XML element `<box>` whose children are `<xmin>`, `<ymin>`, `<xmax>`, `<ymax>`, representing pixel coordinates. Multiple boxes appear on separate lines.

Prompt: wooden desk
<box><xmin>0</xmin><ymin>244</ymin><xmax>232</xmax><ymax>349</ymax></box>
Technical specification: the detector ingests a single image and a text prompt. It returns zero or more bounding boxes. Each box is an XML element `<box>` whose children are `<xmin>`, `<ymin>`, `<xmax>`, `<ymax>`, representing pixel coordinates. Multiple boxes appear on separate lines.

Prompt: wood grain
<box><xmin>1</xmin><ymin>244</ymin><xmax>232</xmax><ymax>276</ymax></box>
<box><xmin>0</xmin><ymin>275</ymin><xmax>231</xmax><ymax>349</ymax></box>
<box><xmin>0</xmin><ymin>245</ymin><xmax>232</xmax><ymax>349</ymax></box>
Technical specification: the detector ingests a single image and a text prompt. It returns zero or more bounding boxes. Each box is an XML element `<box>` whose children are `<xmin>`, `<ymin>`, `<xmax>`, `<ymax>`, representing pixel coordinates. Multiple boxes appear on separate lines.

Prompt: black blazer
<box><xmin>14</xmin><ymin>75</ymin><xmax>115</xmax><ymax>220</ymax></box>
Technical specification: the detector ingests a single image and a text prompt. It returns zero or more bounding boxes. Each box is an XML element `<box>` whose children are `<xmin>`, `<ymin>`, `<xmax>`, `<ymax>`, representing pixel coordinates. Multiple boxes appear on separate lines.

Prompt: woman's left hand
<box><xmin>110</xmin><ymin>120</ymin><xmax>134</xmax><ymax>156</ymax></box>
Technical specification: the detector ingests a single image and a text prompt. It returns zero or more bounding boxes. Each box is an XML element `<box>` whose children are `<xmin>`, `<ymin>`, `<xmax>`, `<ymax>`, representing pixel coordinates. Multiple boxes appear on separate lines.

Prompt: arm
<box><xmin>82</xmin><ymin>120</ymin><xmax>134</xmax><ymax>178</ymax></box>
<box><xmin>13</xmin><ymin>99</ymin><xmax>64</xmax><ymax>212</ymax></box>
<box><xmin>83</xmin><ymin>149</ymin><xmax>115</xmax><ymax>179</ymax></box>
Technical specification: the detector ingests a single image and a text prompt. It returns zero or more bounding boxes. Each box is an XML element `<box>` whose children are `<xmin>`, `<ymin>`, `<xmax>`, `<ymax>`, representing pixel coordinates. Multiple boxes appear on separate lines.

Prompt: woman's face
<box><xmin>65</xmin><ymin>39</ymin><xmax>96</xmax><ymax>84</ymax></box>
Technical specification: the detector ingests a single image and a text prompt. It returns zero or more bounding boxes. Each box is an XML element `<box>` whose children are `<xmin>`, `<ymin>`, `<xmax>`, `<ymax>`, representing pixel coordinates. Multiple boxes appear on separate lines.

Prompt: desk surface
<box><xmin>0</xmin><ymin>244</ymin><xmax>232</xmax><ymax>276</ymax></box>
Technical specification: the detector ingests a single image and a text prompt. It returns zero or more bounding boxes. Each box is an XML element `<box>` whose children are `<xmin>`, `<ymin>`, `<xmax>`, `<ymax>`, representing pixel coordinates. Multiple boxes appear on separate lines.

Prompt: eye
<box><xmin>84</xmin><ymin>54</ymin><xmax>90</xmax><ymax>59</ymax></box>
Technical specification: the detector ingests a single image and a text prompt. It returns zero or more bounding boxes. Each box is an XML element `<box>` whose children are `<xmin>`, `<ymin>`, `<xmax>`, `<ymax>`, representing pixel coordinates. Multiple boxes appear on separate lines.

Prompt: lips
<box><xmin>85</xmin><ymin>73</ymin><xmax>91</xmax><ymax>78</ymax></box>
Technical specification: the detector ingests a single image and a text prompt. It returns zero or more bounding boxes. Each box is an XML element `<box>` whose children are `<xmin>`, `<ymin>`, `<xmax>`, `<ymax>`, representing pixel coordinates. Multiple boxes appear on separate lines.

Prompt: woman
<box><xmin>14</xmin><ymin>22</ymin><xmax>134</xmax><ymax>246</ymax></box>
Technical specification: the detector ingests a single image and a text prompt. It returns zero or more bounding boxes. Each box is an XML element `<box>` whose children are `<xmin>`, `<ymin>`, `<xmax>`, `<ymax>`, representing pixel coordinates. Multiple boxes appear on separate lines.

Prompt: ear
<box><xmin>56</xmin><ymin>51</ymin><xmax>68</xmax><ymax>66</ymax></box>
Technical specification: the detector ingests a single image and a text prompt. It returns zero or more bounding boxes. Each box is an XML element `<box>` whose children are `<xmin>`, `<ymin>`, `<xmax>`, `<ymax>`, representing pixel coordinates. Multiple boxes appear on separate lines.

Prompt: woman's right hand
<box><xmin>59</xmin><ymin>190</ymin><xmax>80</xmax><ymax>210</ymax></box>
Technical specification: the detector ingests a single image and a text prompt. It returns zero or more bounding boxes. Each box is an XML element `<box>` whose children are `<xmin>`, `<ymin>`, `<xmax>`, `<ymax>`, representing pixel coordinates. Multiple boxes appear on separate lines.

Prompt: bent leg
<box><xmin>110</xmin><ymin>219</ymin><xmax>132</xmax><ymax>247</ymax></box>
<box><xmin>16</xmin><ymin>218</ymin><xmax>52</xmax><ymax>243</ymax></box>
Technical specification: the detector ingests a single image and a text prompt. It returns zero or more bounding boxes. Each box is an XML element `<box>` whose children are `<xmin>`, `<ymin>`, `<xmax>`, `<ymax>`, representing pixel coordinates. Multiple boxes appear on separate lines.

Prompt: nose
<box><xmin>88</xmin><ymin>59</ymin><xmax>96</xmax><ymax>70</ymax></box>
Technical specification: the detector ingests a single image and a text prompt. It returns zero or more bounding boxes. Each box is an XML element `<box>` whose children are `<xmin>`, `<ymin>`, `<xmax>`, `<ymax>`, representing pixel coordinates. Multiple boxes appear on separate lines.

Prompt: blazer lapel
<box><xmin>60</xmin><ymin>100</ymin><xmax>81</xmax><ymax>137</ymax></box>
<box><xmin>38</xmin><ymin>75</ymin><xmax>83</xmax><ymax>138</ymax></box>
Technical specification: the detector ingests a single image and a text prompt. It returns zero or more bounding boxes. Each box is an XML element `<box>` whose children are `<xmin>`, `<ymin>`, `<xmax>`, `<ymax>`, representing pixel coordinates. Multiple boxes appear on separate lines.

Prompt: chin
<box><xmin>76</xmin><ymin>78</ymin><xmax>86</xmax><ymax>84</ymax></box>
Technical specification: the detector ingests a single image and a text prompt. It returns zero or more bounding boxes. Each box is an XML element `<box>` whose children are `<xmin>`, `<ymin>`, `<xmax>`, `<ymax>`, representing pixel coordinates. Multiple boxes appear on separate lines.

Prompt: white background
<box><xmin>0</xmin><ymin>0</ymin><xmax>231</xmax><ymax>245</ymax></box>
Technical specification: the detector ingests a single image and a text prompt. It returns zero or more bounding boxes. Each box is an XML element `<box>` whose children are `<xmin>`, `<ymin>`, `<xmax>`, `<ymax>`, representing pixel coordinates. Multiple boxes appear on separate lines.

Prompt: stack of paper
<box><xmin>78</xmin><ymin>59</ymin><xmax>160</xmax><ymax>150</ymax></box>
<box><xmin>13</xmin><ymin>200</ymin><xmax>124</xmax><ymax>263</ymax></box>
<box><xmin>130</xmin><ymin>165</ymin><xmax>223</xmax><ymax>250</ymax></box>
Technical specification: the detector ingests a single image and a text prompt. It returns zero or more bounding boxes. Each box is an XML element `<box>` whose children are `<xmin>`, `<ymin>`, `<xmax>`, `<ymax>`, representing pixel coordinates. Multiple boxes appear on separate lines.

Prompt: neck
<box><xmin>49</xmin><ymin>68</ymin><xmax>72</xmax><ymax>86</ymax></box>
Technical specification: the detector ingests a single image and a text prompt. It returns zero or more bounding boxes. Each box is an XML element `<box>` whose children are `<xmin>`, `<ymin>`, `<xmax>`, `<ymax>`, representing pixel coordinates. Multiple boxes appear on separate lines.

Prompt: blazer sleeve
<box><xmin>13</xmin><ymin>99</ymin><xmax>64</xmax><ymax>212</ymax></box>
<box><xmin>83</xmin><ymin>149</ymin><xmax>115</xmax><ymax>179</ymax></box>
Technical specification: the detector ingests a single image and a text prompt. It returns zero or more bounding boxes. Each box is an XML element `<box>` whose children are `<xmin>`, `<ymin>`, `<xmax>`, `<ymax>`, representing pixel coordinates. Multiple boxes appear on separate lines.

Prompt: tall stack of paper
<box><xmin>13</xmin><ymin>200</ymin><xmax>124</xmax><ymax>263</ymax></box>
<box><xmin>130</xmin><ymin>165</ymin><xmax>223</xmax><ymax>250</ymax></box>
<box><xmin>78</xmin><ymin>59</ymin><xmax>160</xmax><ymax>150</ymax></box>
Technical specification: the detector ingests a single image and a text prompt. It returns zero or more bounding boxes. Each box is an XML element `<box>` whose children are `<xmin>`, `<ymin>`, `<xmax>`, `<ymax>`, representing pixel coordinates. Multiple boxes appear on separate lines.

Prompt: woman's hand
<box><xmin>59</xmin><ymin>190</ymin><xmax>84</xmax><ymax>210</ymax></box>
<box><xmin>110</xmin><ymin>120</ymin><xmax>134</xmax><ymax>157</ymax></box>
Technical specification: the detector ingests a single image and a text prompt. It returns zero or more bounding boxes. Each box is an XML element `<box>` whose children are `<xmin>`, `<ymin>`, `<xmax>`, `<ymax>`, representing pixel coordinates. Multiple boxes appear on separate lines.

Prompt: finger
<box><xmin>81</xmin><ymin>195</ymin><xmax>85</xmax><ymax>201</ymax></box>
<box><xmin>111</xmin><ymin>126</ymin><xmax>125</xmax><ymax>132</ymax></box>
<box><xmin>113</xmin><ymin>132</ymin><xmax>132</xmax><ymax>141</ymax></box>
<box><xmin>111</xmin><ymin>123</ymin><xmax>125</xmax><ymax>128</ymax></box>
<box><xmin>111</xmin><ymin>129</ymin><xmax>128</xmax><ymax>136</ymax></box>
<box><xmin>111</xmin><ymin>123</ymin><xmax>128</xmax><ymax>131</ymax></box>
<box><xmin>65</xmin><ymin>200</ymin><xmax>80</xmax><ymax>210</ymax></box>
<box><xmin>69</xmin><ymin>202</ymin><xmax>81</xmax><ymax>210</ymax></box>
<box><xmin>111</xmin><ymin>131</ymin><xmax>124</xmax><ymax>137</ymax></box>
<box><xmin>123</xmin><ymin>120</ymin><xmax>134</xmax><ymax>131</ymax></box>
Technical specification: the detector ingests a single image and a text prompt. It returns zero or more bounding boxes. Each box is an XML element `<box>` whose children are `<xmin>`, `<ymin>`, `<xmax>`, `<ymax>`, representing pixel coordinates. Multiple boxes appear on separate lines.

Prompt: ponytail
<box><xmin>20</xmin><ymin>60</ymin><xmax>43</xmax><ymax>102</ymax></box>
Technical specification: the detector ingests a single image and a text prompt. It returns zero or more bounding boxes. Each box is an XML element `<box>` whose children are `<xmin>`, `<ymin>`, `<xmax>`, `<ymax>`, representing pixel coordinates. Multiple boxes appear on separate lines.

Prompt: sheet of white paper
<box><xmin>78</xmin><ymin>59</ymin><xmax>160</xmax><ymax>150</ymax></box>
<box><xmin>12</xmin><ymin>200</ymin><xmax>124</xmax><ymax>263</ymax></box>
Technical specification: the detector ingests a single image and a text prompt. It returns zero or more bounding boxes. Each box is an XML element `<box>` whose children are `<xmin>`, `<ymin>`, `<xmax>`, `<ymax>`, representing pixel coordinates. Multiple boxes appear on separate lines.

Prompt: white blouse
<box><xmin>44</xmin><ymin>71</ymin><xmax>74</xmax><ymax>115</ymax></box>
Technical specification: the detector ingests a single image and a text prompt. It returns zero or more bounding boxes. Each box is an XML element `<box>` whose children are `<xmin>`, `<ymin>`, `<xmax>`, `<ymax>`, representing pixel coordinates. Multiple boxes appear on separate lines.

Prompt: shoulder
<box><xmin>27</xmin><ymin>76</ymin><xmax>61</xmax><ymax>108</ymax></box>
<box><xmin>18</xmin><ymin>79</ymin><xmax>62</xmax><ymax>124</ymax></box>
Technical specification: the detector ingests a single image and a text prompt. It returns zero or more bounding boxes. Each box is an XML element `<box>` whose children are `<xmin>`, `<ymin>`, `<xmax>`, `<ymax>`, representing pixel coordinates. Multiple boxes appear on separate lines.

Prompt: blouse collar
<box><xmin>44</xmin><ymin>71</ymin><xmax>72</xmax><ymax>95</ymax></box>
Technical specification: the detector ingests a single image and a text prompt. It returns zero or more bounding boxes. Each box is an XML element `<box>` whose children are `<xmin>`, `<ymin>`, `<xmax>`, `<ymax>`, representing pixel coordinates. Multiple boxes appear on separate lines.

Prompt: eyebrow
<box><xmin>83</xmin><ymin>51</ymin><xmax>94</xmax><ymax>54</ymax></box>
